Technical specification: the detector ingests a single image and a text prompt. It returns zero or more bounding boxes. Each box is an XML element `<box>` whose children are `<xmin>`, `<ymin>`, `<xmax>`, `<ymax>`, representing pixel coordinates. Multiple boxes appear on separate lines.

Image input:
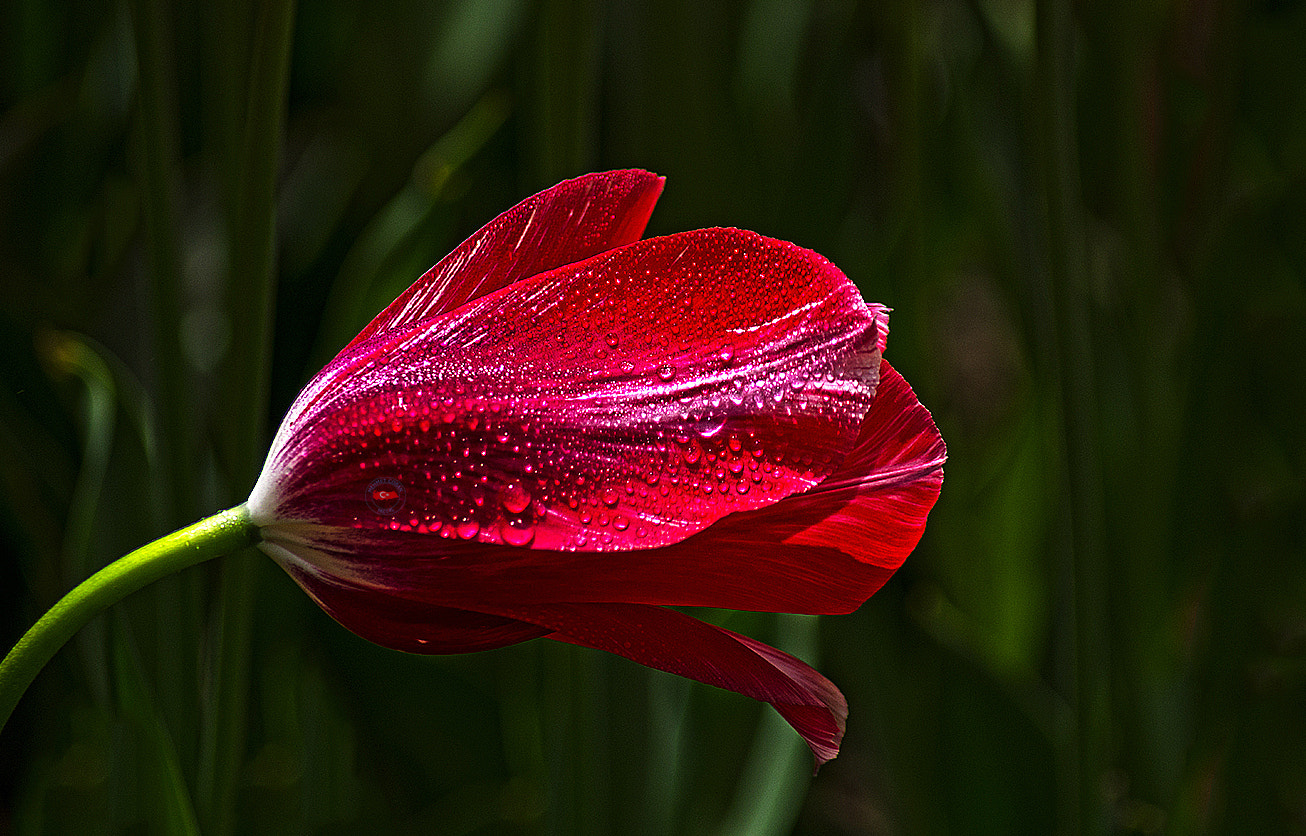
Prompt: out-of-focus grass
<box><xmin>2</xmin><ymin>1</ymin><xmax>1303</xmax><ymax>833</ymax></box>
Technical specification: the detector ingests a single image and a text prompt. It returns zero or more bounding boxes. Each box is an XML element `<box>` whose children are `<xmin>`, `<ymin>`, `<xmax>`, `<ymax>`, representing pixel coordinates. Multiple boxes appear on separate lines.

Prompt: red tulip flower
<box><xmin>244</xmin><ymin>170</ymin><xmax>945</xmax><ymax>768</ymax></box>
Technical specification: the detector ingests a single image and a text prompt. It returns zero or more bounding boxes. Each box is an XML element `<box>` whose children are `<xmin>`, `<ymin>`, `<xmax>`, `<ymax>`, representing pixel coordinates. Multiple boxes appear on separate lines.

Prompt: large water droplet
<box><xmin>695</xmin><ymin>416</ymin><xmax>727</xmax><ymax>439</ymax></box>
<box><xmin>502</xmin><ymin>521</ymin><xmax>535</xmax><ymax>547</ymax></box>
<box><xmin>456</xmin><ymin>519</ymin><xmax>481</xmax><ymax>539</ymax></box>
<box><xmin>500</xmin><ymin>482</ymin><xmax>532</xmax><ymax>514</ymax></box>
<box><xmin>657</xmin><ymin>364</ymin><xmax>676</xmax><ymax>382</ymax></box>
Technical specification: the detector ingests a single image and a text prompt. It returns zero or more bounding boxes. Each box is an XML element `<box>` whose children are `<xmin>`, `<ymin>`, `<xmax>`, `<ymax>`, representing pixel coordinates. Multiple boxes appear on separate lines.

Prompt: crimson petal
<box><xmin>251</xmin><ymin>228</ymin><xmax>885</xmax><ymax>562</ymax></box>
<box><xmin>254</xmin><ymin>362</ymin><xmax>942</xmax><ymax>617</ymax></box>
<box><xmin>274</xmin><ymin>554</ymin><xmax>549</xmax><ymax>653</ymax></box>
<box><xmin>269</xmin><ymin>557</ymin><xmax>847</xmax><ymax>765</ymax></box>
<box><xmin>247</xmin><ymin>170</ymin><xmax>947</xmax><ymax>771</ymax></box>
<box><xmin>345</xmin><ymin>169</ymin><xmax>664</xmax><ymax>351</ymax></box>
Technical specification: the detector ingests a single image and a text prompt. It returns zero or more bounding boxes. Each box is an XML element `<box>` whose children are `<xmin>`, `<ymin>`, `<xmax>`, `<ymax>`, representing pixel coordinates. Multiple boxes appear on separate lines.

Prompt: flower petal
<box><xmin>262</xmin><ymin>559</ymin><xmax>847</xmax><ymax>765</ymax></box>
<box><xmin>345</xmin><ymin>169</ymin><xmax>665</xmax><ymax>351</ymax></box>
<box><xmin>255</xmin><ymin>361</ymin><xmax>943</xmax><ymax>617</ymax></box>
<box><xmin>251</xmin><ymin>229</ymin><xmax>885</xmax><ymax>562</ymax></box>
<box><xmin>266</xmin><ymin>539</ymin><xmax>550</xmax><ymax>653</ymax></box>
<box><xmin>476</xmin><ymin>601</ymin><xmax>847</xmax><ymax>768</ymax></box>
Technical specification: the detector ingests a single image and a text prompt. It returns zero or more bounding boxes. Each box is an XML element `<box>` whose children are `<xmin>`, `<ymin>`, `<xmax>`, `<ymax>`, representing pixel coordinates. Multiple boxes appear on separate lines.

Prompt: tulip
<box><xmin>246</xmin><ymin>170</ymin><xmax>946</xmax><ymax>767</ymax></box>
<box><xmin>0</xmin><ymin>170</ymin><xmax>944</xmax><ymax>771</ymax></box>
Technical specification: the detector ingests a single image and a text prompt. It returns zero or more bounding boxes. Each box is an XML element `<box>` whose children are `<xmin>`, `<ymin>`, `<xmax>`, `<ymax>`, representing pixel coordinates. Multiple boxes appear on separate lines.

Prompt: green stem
<box><xmin>0</xmin><ymin>506</ymin><xmax>260</xmax><ymax>734</ymax></box>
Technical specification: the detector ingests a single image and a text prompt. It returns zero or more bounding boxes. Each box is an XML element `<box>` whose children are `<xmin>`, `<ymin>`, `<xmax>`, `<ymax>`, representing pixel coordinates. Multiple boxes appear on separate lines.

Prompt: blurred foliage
<box><xmin>2</xmin><ymin>0</ymin><xmax>1304</xmax><ymax>833</ymax></box>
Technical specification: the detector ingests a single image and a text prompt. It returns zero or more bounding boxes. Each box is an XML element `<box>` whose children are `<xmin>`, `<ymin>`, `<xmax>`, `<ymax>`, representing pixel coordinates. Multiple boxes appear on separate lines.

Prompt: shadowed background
<box><xmin>1</xmin><ymin>0</ymin><xmax>1303</xmax><ymax>833</ymax></box>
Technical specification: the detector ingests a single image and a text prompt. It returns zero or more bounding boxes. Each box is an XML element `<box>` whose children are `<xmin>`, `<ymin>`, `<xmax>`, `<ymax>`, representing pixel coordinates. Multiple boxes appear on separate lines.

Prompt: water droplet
<box><xmin>502</xmin><ymin>521</ymin><xmax>535</xmax><ymax>547</ymax></box>
<box><xmin>613</xmin><ymin>515</ymin><xmax>629</xmax><ymax>532</ymax></box>
<box><xmin>718</xmin><ymin>345</ymin><xmax>734</xmax><ymax>363</ymax></box>
<box><xmin>501</xmin><ymin>482</ymin><xmax>532</xmax><ymax>514</ymax></box>
<box><xmin>657</xmin><ymin>364</ymin><xmax>676</xmax><ymax>382</ymax></box>
<box><xmin>456</xmin><ymin>519</ymin><xmax>481</xmax><ymax>539</ymax></box>
<box><xmin>605</xmin><ymin>333</ymin><xmax>620</xmax><ymax>348</ymax></box>
<box><xmin>601</xmin><ymin>488</ymin><xmax>620</xmax><ymax>507</ymax></box>
<box><xmin>695</xmin><ymin>416</ymin><xmax>726</xmax><ymax>439</ymax></box>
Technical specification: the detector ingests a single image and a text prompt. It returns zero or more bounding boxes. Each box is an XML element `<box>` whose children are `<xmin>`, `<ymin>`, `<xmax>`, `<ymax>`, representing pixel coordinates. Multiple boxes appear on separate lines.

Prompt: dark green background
<box><xmin>2</xmin><ymin>0</ymin><xmax>1303</xmax><ymax>833</ymax></box>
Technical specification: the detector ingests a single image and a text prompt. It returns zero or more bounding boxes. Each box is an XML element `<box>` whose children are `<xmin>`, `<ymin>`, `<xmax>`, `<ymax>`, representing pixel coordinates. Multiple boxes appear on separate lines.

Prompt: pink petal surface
<box><xmin>251</xmin><ymin>228</ymin><xmax>885</xmax><ymax>561</ymax></box>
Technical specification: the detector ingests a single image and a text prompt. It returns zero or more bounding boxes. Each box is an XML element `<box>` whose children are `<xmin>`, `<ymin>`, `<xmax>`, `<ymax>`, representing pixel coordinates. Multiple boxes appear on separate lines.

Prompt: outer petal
<box><xmin>257</xmin><ymin>362</ymin><xmax>943</xmax><ymax>616</ymax></box>
<box><xmin>273</xmin><ymin>552</ymin><xmax>549</xmax><ymax>653</ymax></box>
<box><xmin>273</xmin><ymin>570</ymin><xmax>848</xmax><ymax>769</ymax></box>
<box><xmin>344</xmin><ymin>169</ymin><xmax>664</xmax><ymax>351</ymax></box>
<box><xmin>250</xmin><ymin>228</ymin><xmax>885</xmax><ymax>563</ymax></box>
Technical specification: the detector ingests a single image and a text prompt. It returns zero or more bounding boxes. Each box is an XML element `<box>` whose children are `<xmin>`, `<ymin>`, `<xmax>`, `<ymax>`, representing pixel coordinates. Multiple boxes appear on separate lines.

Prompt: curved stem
<box><xmin>0</xmin><ymin>505</ymin><xmax>260</xmax><ymax>733</ymax></box>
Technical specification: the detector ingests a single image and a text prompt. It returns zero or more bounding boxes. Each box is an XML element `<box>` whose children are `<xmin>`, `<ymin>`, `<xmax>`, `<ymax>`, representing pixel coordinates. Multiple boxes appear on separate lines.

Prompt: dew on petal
<box><xmin>502</xmin><ymin>521</ymin><xmax>536</xmax><ymax>547</ymax></box>
<box><xmin>501</xmin><ymin>482</ymin><xmax>532</xmax><ymax>514</ymax></box>
<box><xmin>695</xmin><ymin>416</ymin><xmax>727</xmax><ymax>439</ymax></box>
